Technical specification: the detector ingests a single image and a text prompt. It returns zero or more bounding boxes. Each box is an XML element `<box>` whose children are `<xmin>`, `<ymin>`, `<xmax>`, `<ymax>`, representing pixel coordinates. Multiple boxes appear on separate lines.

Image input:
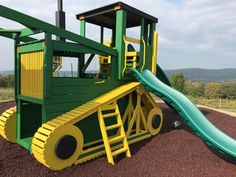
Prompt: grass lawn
<box><xmin>152</xmin><ymin>93</ymin><xmax>236</xmax><ymax>113</ymax></box>
<box><xmin>0</xmin><ymin>87</ymin><xmax>14</xmax><ymax>101</ymax></box>
<box><xmin>188</xmin><ymin>96</ymin><xmax>236</xmax><ymax>113</ymax></box>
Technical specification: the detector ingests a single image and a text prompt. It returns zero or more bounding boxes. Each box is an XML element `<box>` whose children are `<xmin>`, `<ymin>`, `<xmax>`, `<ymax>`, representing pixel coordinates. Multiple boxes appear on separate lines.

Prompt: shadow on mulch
<box><xmin>158</xmin><ymin>104</ymin><xmax>236</xmax><ymax>165</ymax></box>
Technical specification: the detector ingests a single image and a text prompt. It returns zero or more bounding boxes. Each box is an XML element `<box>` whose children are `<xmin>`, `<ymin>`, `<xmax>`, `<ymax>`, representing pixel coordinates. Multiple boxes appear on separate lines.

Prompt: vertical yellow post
<box><xmin>152</xmin><ymin>31</ymin><xmax>158</xmax><ymax>74</ymax></box>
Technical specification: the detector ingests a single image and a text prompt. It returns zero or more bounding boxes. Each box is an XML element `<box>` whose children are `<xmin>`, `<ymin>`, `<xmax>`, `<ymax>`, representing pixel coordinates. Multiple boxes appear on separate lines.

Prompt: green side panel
<box><xmin>18</xmin><ymin>100</ymin><xmax>42</xmax><ymax>139</ymax></box>
<box><xmin>17</xmin><ymin>41</ymin><xmax>44</xmax><ymax>53</ymax></box>
<box><xmin>144</xmin><ymin>46</ymin><xmax>152</xmax><ymax>70</ymax></box>
<box><xmin>131</xmin><ymin>68</ymin><xmax>236</xmax><ymax>159</ymax></box>
<box><xmin>43</xmin><ymin>79</ymin><xmax>125</xmax><ymax>122</ymax></box>
<box><xmin>75</xmin><ymin>97</ymin><xmax>128</xmax><ymax>144</ymax></box>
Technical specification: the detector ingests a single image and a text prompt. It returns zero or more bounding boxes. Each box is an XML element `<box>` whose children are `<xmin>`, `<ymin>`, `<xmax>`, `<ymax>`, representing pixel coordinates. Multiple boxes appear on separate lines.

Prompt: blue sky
<box><xmin>0</xmin><ymin>0</ymin><xmax>236</xmax><ymax>71</ymax></box>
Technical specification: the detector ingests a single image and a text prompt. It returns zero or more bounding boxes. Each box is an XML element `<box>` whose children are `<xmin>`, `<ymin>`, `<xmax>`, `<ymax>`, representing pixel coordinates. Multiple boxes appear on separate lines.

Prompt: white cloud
<box><xmin>0</xmin><ymin>0</ymin><xmax>236</xmax><ymax>70</ymax></box>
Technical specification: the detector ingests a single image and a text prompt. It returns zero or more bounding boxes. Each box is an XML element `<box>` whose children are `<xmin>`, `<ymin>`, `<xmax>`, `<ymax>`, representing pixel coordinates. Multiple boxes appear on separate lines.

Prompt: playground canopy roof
<box><xmin>76</xmin><ymin>1</ymin><xmax>158</xmax><ymax>29</ymax></box>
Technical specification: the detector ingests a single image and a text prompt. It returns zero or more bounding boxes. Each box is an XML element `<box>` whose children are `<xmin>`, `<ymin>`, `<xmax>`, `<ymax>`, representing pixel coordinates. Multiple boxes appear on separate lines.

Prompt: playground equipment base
<box><xmin>1</xmin><ymin>101</ymin><xmax>236</xmax><ymax>177</ymax></box>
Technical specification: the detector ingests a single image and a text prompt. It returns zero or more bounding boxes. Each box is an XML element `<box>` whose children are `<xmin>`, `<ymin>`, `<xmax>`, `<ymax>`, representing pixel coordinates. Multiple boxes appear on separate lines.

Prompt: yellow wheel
<box><xmin>32</xmin><ymin>124</ymin><xmax>84</xmax><ymax>170</ymax></box>
<box><xmin>147</xmin><ymin>108</ymin><xmax>163</xmax><ymax>136</ymax></box>
<box><xmin>0</xmin><ymin>107</ymin><xmax>17</xmax><ymax>143</ymax></box>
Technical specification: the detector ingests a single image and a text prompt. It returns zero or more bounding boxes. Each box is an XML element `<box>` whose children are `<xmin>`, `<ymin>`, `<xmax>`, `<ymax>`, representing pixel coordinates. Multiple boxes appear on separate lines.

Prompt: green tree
<box><xmin>204</xmin><ymin>82</ymin><xmax>221</xmax><ymax>98</ymax></box>
<box><xmin>0</xmin><ymin>74</ymin><xmax>14</xmax><ymax>88</ymax></box>
<box><xmin>184</xmin><ymin>80</ymin><xmax>204</xmax><ymax>97</ymax></box>
<box><xmin>170</xmin><ymin>72</ymin><xmax>186</xmax><ymax>93</ymax></box>
<box><xmin>219</xmin><ymin>82</ymin><xmax>236</xmax><ymax>99</ymax></box>
<box><xmin>0</xmin><ymin>75</ymin><xmax>8</xmax><ymax>88</ymax></box>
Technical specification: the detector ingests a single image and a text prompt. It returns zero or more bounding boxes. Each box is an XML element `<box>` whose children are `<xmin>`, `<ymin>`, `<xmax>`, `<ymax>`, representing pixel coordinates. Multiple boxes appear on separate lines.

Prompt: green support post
<box><xmin>44</xmin><ymin>33</ymin><xmax>52</xmax><ymax>99</ymax></box>
<box><xmin>100</xmin><ymin>26</ymin><xmax>104</xmax><ymax>44</ymax></box>
<box><xmin>79</xmin><ymin>20</ymin><xmax>86</xmax><ymax>77</ymax></box>
<box><xmin>115</xmin><ymin>9</ymin><xmax>126</xmax><ymax>80</ymax></box>
<box><xmin>140</xmin><ymin>18</ymin><xmax>145</xmax><ymax>71</ymax></box>
<box><xmin>80</xmin><ymin>20</ymin><xmax>86</xmax><ymax>37</ymax></box>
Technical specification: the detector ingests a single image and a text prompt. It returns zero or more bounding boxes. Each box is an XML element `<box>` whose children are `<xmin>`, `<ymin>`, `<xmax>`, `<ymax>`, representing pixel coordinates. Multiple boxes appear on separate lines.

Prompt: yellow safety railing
<box><xmin>151</xmin><ymin>31</ymin><xmax>158</xmax><ymax>74</ymax></box>
<box><xmin>125</xmin><ymin>36</ymin><xmax>140</xmax><ymax>44</ymax></box>
<box><xmin>122</xmin><ymin>36</ymin><xmax>141</xmax><ymax>76</ymax></box>
<box><xmin>52</xmin><ymin>56</ymin><xmax>62</xmax><ymax>77</ymax></box>
<box><xmin>141</xmin><ymin>37</ymin><xmax>146</xmax><ymax>71</ymax></box>
<box><xmin>122</xmin><ymin>35</ymin><xmax>128</xmax><ymax>76</ymax></box>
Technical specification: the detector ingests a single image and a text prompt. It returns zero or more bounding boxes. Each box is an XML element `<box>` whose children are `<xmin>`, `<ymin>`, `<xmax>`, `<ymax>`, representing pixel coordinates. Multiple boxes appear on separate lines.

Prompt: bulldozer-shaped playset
<box><xmin>1</xmin><ymin>1</ymin><xmax>236</xmax><ymax>171</ymax></box>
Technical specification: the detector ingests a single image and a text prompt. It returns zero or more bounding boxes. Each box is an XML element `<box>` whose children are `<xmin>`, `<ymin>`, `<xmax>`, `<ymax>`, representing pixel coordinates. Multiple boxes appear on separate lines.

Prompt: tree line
<box><xmin>170</xmin><ymin>72</ymin><xmax>236</xmax><ymax>100</ymax></box>
<box><xmin>0</xmin><ymin>75</ymin><xmax>14</xmax><ymax>88</ymax></box>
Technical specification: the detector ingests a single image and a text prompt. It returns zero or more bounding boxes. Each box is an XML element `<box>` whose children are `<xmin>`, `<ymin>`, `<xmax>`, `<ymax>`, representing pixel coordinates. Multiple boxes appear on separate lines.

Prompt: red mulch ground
<box><xmin>1</xmin><ymin>101</ymin><xmax>236</xmax><ymax>177</ymax></box>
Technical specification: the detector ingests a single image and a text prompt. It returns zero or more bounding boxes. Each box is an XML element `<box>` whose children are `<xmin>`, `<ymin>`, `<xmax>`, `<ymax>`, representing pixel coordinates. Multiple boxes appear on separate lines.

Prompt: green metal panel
<box><xmin>52</xmin><ymin>40</ymin><xmax>109</xmax><ymax>56</ymax></box>
<box><xmin>0</xmin><ymin>5</ymin><xmax>116</xmax><ymax>56</ymax></box>
<box><xmin>0</xmin><ymin>28</ymin><xmax>37</xmax><ymax>42</ymax></box>
<box><xmin>115</xmin><ymin>9</ymin><xmax>126</xmax><ymax>79</ymax></box>
<box><xmin>19</xmin><ymin>28</ymin><xmax>42</xmax><ymax>38</ymax></box>
<box><xmin>18</xmin><ymin>95</ymin><xmax>43</xmax><ymax>104</ymax></box>
<box><xmin>17</xmin><ymin>41</ymin><xmax>44</xmax><ymax>53</ymax></box>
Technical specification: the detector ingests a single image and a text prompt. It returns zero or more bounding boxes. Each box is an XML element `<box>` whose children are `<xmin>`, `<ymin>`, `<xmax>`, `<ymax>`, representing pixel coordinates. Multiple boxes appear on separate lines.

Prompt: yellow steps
<box><xmin>106</xmin><ymin>123</ymin><xmax>122</xmax><ymax>131</ymax></box>
<box><xmin>32</xmin><ymin>82</ymin><xmax>139</xmax><ymax>168</ymax></box>
<box><xmin>109</xmin><ymin>135</ymin><xmax>124</xmax><ymax>144</ymax></box>
<box><xmin>98</xmin><ymin>103</ymin><xmax>131</xmax><ymax>165</ymax></box>
<box><xmin>112</xmin><ymin>147</ymin><xmax>128</xmax><ymax>156</ymax></box>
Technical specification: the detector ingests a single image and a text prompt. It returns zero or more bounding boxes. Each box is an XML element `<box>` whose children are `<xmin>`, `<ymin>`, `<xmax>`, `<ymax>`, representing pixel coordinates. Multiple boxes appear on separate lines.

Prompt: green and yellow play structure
<box><xmin>1</xmin><ymin>1</ymin><xmax>236</xmax><ymax>171</ymax></box>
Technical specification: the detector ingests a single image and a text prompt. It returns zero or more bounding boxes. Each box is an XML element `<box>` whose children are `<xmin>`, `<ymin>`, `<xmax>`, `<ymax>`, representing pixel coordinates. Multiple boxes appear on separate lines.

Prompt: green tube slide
<box><xmin>131</xmin><ymin>68</ymin><xmax>236</xmax><ymax>158</ymax></box>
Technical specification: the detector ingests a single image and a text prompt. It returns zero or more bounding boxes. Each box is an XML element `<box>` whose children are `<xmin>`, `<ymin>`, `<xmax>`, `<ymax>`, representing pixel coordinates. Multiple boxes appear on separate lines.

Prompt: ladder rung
<box><xmin>103</xmin><ymin>112</ymin><xmax>118</xmax><ymax>118</ymax></box>
<box><xmin>112</xmin><ymin>147</ymin><xmax>128</xmax><ymax>157</ymax></box>
<box><xmin>109</xmin><ymin>135</ymin><xmax>124</xmax><ymax>144</ymax></box>
<box><xmin>100</xmin><ymin>104</ymin><xmax>116</xmax><ymax>111</ymax></box>
<box><xmin>106</xmin><ymin>123</ymin><xmax>122</xmax><ymax>131</ymax></box>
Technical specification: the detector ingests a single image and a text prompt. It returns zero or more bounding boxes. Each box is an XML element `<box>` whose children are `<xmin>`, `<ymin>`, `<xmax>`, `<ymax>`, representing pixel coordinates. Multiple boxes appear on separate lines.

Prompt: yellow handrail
<box><xmin>141</xmin><ymin>37</ymin><xmax>146</xmax><ymax>71</ymax></box>
<box><xmin>151</xmin><ymin>31</ymin><xmax>158</xmax><ymax>74</ymax></box>
<box><xmin>122</xmin><ymin>35</ymin><xmax>128</xmax><ymax>76</ymax></box>
<box><xmin>125</xmin><ymin>36</ymin><xmax>140</xmax><ymax>44</ymax></box>
<box><xmin>52</xmin><ymin>56</ymin><xmax>62</xmax><ymax>77</ymax></box>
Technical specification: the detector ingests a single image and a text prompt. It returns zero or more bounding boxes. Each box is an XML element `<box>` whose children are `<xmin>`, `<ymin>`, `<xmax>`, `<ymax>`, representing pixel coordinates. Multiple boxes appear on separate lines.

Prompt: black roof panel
<box><xmin>76</xmin><ymin>1</ymin><xmax>158</xmax><ymax>28</ymax></box>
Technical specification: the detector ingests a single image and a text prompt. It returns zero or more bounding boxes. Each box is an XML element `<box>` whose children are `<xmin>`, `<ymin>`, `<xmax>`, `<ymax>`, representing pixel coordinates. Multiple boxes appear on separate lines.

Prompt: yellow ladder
<box><xmin>98</xmin><ymin>102</ymin><xmax>131</xmax><ymax>165</ymax></box>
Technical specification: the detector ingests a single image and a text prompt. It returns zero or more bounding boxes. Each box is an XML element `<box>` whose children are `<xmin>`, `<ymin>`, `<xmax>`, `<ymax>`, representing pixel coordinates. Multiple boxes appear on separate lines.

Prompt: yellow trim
<box><xmin>122</xmin><ymin>35</ymin><xmax>128</xmax><ymax>76</ymax></box>
<box><xmin>151</xmin><ymin>31</ymin><xmax>158</xmax><ymax>74</ymax></box>
<box><xmin>95</xmin><ymin>80</ymin><xmax>105</xmax><ymax>84</ymax></box>
<box><xmin>98</xmin><ymin>102</ymin><xmax>131</xmax><ymax>165</ymax></box>
<box><xmin>20</xmin><ymin>51</ymin><xmax>43</xmax><ymax>99</ymax></box>
<box><xmin>126</xmin><ymin>51</ymin><xmax>139</xmax><ymax>57</ymax></box>
<box><xmin>125</xmin><ymin>36</ymin><xmax>140</xmax><ymax>44</ymax></box>
<box><xmin>125</xmin><ymin>86</ymin><xmax>148</xmax><ymax>137</ymax></box>
<box><xmin>32</xmin><ymin>82</ymin><xmax>142</xmax><ymax>169</ymax></box>
<box><xmin>141</xmin><ymin>37</ymin><xmax>146</xmax><ymax>71</ymax></box>
<box><xmin>52</xmin><ymin>56</ymin><xmax>62</xmax><ymax>77</ymax></box>
<box><xmin>75</xmin><ymin>131</ymin><xmax>151</xmax><ymax>165</ymax></box>
<box><xmin>32</xmin><ymin>124</ymin><xmax>84</xmax><ymax>170</ymax></box>
<box><xmin>0</xmin><ymin>107</ymin><xmax>17</xmax><ymax>143</ymax></box>
<box><xmin>122</xmin><ymin>93</ymin><xmax>134</xmax><ymax>125</ymax></box>
<box><xmin>147</xmin><ymin>108</ymin><xmax>163</xmax><ymax>135</ymax></box>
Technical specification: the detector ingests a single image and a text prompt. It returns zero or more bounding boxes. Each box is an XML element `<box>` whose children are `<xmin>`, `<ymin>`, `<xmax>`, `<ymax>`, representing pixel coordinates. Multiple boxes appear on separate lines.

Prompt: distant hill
<box><xmin>0</xmin><ymin>70</ymin><xmax>14</xmax><ymax>75</ymax></box>
<box><xmin>164</xmin><ymin>68</ymin><xmax>236</xmax><ymax>83</ymax></box>
<box><xmin>1</xmin><ymin>68</ymin><xmax>236</xmax><ymax>83</ymax></box>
